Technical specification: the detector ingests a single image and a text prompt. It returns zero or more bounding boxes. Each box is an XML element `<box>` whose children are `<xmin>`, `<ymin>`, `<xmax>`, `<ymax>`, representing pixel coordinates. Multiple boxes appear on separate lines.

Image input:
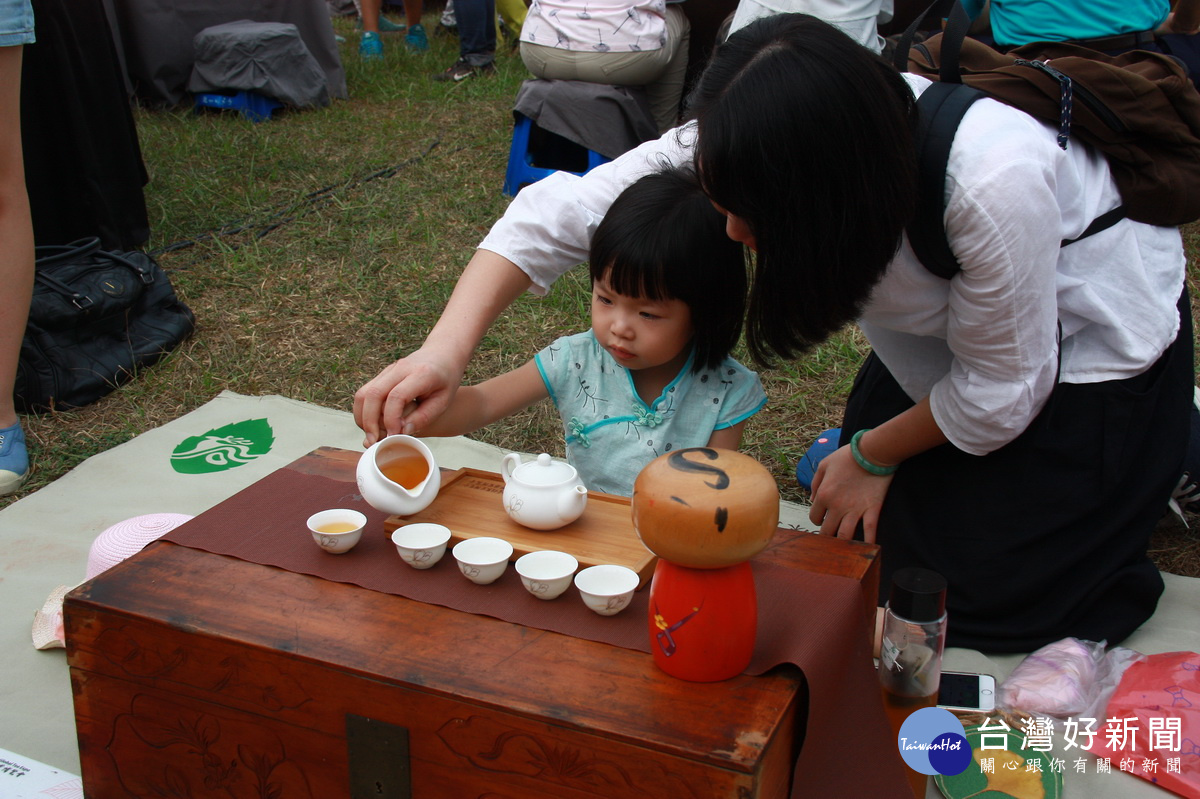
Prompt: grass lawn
<box><xmin>6</xmin><ymin>11</ymin><xmax>1199</xmax><ymax>578</ymax></box>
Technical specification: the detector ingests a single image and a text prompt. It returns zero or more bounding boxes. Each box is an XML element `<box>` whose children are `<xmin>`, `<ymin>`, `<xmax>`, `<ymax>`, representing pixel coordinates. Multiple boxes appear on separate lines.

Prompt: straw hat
<box><xmin>33</xmin><ymin>513</ymin><xmax>193</xmax><ymax>650</ymax></box>
<box><xmin>85</xmin><ymin>512</ymin><xmax>193</xmax><ymax>580</ymax></box>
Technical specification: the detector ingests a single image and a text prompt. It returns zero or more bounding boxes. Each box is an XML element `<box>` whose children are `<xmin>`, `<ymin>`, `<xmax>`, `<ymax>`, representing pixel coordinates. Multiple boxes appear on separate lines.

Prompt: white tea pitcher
<box><xmin>356</xmin><ymin>435</ymin><xmax>441</xmax><ymax>516</ymax></box>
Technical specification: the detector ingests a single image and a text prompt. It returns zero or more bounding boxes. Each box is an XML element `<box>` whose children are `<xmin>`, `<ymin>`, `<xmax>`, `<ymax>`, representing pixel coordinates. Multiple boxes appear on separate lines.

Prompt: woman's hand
<box><xmin>353</xmin><ymin>347</ymin><xmax>465</xmax><ymax>446</ymax></box>
<box><xmin>808</xmin><ymin>400</ymin><xmax>946</xmax><ymax>542</ymax></box>
<box><xmin>807</xmin><ymin>445</ymin><xmax>894</xmax><ymax>543</ymax></box>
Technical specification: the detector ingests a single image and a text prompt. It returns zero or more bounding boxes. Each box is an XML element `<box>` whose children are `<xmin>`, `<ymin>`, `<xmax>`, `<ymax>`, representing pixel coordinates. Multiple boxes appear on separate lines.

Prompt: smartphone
<box><xmin>937</xmin><ymin>671</ymin><xmax>996</xmax><ymax>712</ymax></box>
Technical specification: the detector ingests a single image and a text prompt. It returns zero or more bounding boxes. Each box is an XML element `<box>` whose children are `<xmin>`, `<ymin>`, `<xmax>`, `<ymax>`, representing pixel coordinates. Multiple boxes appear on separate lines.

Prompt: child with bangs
<box><xmin>420</xmin><ymin>165</ymin><xmax>767</xmax><ymax>496</ymax></box>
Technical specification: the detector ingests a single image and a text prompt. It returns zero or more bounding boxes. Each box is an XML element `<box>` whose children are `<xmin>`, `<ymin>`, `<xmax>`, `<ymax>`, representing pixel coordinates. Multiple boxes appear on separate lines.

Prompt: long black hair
<box><xmin>589</xmin><ymin>165</ymin><xmax>748</xmax><ymax>372</ymax></box>
<box><xmin>690</xmin><ymin>13</ymin><xmax>918</xmax><ymax>363</ymax></box>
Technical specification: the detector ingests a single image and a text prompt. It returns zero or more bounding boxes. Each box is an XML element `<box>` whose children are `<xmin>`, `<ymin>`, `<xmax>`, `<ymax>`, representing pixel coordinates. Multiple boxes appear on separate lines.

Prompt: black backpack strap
<box><xmin>936</xmin><ymin>0</ymin><xmax>974</xmax><ymax>83</ymax></box>
<box><xmin>909</xmin><ymin>81</ymin><xmax>987</xmax><ymax>279</ymax></box>
<box><xmin>1061</xmin><ymin>204</ymin><xmax>1126</xmax><ymax>246</ymax></box>
<box><xmin>892</xmin><ymin>0</ymin><xmax>957</xmax><ymax>71</ymax></box>
<box><xmin>901</xmin><ymin>0</ymin><xmax>987</xmax><ymax>279</ymax></box>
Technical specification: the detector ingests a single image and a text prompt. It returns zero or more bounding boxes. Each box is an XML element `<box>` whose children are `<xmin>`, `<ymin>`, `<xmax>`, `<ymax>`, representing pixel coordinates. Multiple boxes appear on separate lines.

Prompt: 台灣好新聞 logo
<box><xmin>897</xmin><ymin>707</ymin><xmax>973</xmax><ymax>777</ymax></box>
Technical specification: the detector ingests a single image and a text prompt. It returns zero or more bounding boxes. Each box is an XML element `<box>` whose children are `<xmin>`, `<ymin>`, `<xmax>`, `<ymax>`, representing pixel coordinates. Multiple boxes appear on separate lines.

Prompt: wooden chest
<box><xmin>65</xmin><ymin>448</ymin><xmax>879</xmax><ymax>799</ymax></box>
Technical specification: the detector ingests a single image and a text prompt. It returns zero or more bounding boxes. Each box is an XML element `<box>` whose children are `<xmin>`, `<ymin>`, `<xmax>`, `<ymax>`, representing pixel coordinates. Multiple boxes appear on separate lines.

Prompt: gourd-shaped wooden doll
<box><xmin>632</xmin><ymin>448</ymin><xmax>779</xmax><ymax>682</ymax></box>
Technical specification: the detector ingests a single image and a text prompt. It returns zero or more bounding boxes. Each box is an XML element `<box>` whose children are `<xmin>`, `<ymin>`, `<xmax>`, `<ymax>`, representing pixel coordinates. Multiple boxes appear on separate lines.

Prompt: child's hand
<box><xmin>807</xmin><ymin>446</ymin><xmax>893</xmax><ymax>543</ymax></box>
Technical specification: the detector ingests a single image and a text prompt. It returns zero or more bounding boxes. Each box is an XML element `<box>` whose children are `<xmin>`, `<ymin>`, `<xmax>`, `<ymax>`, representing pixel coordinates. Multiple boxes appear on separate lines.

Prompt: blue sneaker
<box><xmin>359</xmin><ymin>31</ymin><xmax>384</xmax><ymax>60</ymax></box>
<box><xmin>358</xmin><ymin>16</ymin><xmax>407</xmax><ymax>33</ymax></box>
<box><xmin>405</xmin><ymin>23</ymin><xmax>429</xmax><ymax>52</ymax></box>
<box><xmin>795</xmin><ymin>428</ymin><xmax>841</xmax><ymax>492</ymax></box>
<box><xmin>0</xmin><ymin>421</ymin><xmax>29</xmax><ymax>495</ymax></box>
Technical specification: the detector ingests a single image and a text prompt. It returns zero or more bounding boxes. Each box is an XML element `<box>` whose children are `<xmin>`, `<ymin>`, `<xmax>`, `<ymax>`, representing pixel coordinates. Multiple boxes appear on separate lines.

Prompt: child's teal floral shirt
<box><xmin>534</xmin><ymin>330</ymin><xmax>767</xmax><ymax>496</ymax></box>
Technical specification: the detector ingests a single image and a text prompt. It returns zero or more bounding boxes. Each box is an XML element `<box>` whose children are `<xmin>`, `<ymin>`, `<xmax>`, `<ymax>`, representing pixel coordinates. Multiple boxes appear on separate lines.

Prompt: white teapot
<box><xmin>500</xmin><ymin>453</ymin><xmax>588</xmax><ymax>531</ymax></box>
<box><xmin>356</xmin><ymin>435</ymin><xmax>441</xmax><ymax>517</ymax></box>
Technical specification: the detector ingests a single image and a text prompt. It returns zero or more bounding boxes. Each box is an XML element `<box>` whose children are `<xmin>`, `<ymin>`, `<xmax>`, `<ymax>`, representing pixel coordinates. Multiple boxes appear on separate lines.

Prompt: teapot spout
<box><xmin>559</xmin><ymin>484</ymin><xmax>589</xmax><ymax>525</ymax></box>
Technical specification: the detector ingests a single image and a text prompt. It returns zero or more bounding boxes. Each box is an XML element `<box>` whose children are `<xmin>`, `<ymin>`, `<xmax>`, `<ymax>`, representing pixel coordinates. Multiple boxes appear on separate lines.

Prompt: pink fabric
<box><xmin>163</xmin><ymin>467</ymin><xmax>912</xmax><ymax>797</ymax></box>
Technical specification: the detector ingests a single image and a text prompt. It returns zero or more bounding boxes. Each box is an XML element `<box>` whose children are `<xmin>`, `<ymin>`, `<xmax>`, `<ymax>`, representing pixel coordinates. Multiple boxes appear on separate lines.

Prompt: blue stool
<box><xmin>795</xmin><ymin>428</ymin><xmax>841</xmax><ymax>492</ymax></box>
<box><xmin>193</xmin><ymin>91</ymin><xmax>282</xmax><ymax>123</ymax></box>
<box><xmin>503</xmin><ymin>113</ymin><xmax>610</xmax><ymax>197</ymax></box>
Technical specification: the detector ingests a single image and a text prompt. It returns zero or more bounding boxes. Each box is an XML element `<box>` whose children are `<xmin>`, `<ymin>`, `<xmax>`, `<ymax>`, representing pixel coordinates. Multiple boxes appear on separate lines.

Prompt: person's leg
<box><xmin>456</xmin><ymin>0</ymin><xmax>496</xmax><ymax>65</ymax></box>
<box><xmin>519</xmin><ymin>39</ymin><xmax>581</xmax><ymax>80</ymax></box>
<box><xmin>359</xmin><ymin>0</ymin><xmax>385</xmax><ymax>58</ymax></box>
<box><xmin>438</xmin><ymin>0</ymin><xmax>458</xmax><ymax>37</ymax></box>
<box><xmin>0</xmin><ymin>45</ymin><xmax>35</xmax><ymax>495</ymax></box>
<box><xmin>356</xmin><ymin>0</ymin><xmax>407</xmax><ymax>32</ymax></box>
<box><xmin>360</xmin><ymin>0</ymin><xmax>379</xmax><ymax>31</ymax></box>
<box><xmin>404</xmin><ymin>0</ymin><xmax>428</xmax><ymax>51</ymax></box>
<box><xmin>433</xmin><ymin>0</ymin><xmax>496</xmax><ymax>79</ymax></box>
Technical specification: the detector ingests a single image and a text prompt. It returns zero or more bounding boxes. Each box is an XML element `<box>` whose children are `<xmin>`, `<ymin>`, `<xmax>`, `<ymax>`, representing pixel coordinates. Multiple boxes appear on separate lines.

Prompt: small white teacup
<box><xmin>515</xmin><ymin>550</ymin><xmax>579</xmax><ymax>600</ymax></box>
<box><xmin>574</xmin><ymin>564</ymin><xmax>639</xmax><ymax>616</ymax></box>
<box><xmin>306</xmin><ymin>509</ymin><xmax>367</xmax><ymax>554</ymax></box>
<box><xmin>452</xmin><ymin>536</ymin><xmax>514</xmax><ymax>585</ymax></box>
<box><xmin>391</xmin><ymin>522</ymin><xmax>452</xmax><ymax>569</ymax></box>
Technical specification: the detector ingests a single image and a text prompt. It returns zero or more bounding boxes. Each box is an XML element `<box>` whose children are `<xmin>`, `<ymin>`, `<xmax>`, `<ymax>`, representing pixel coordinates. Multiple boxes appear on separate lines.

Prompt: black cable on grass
<box><xmin>149</xmin><ymin>137</ymin><xmax>447</xmax><ymax>260</ymax></box>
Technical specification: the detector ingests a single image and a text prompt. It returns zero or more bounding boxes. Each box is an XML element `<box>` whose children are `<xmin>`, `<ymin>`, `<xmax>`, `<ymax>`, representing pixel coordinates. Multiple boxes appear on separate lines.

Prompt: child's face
<box><xmin>591</xmin><ymin>276</ymin><xmax>693</xmax><ymax>374</ymax></box>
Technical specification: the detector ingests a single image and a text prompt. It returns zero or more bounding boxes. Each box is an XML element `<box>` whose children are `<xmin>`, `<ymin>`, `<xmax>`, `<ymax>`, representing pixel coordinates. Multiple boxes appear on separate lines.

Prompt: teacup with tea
<box><xmin>306</xmin><ymin>509</ymin><xmax>367</xmax><ymax>554</ymax></box>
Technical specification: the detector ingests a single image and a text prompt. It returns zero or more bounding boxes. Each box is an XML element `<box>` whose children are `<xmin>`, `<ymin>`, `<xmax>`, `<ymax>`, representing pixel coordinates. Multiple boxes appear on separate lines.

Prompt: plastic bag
<box><xmin>996</xmin><ymin>637</ymin><xmax>1143</xmax><ymax>719</ymax></box>
<box><xmin>1086</xmin><ymin>651</ymin><xmax>1200</xmax><ymax>797</ymax></box>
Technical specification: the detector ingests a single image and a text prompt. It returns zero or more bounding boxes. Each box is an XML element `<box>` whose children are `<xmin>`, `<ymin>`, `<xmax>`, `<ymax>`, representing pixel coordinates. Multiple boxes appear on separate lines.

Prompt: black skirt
<box><xmin>842</xmin><ymin>289</ymin><xmax>1193</xmax><ymax>652</ymax></box>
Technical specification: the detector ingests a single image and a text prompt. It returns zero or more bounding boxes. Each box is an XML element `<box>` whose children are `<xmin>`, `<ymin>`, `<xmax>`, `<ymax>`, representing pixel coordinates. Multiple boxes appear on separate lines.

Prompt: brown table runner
<box><xmin>165</xmin><ymin>467</ymin><xmax>911</xmax><ymax>797</ymax></box>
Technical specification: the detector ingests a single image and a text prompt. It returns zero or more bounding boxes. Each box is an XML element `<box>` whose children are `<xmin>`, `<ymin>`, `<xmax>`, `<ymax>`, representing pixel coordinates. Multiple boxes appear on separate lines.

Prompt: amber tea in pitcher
<box><xmin>379</xmin><ymin>450</ymin><xmax>429</xmax><ymax>490</ymax></box>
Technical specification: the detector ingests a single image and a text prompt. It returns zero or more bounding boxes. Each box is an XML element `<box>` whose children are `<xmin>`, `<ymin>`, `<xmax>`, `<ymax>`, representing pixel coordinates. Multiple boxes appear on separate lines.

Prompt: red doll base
<box><xmin>647</xmin><ymin>559</ymin><xmax>757</xmax><ymax>682</ymax></box>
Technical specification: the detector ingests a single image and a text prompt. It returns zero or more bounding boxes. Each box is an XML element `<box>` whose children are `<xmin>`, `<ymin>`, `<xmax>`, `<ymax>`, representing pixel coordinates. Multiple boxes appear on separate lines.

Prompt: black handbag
<box><xmin>14</xmin><ymin>237</ymin><xmax>196</xmax><ymax>412</ymax></box>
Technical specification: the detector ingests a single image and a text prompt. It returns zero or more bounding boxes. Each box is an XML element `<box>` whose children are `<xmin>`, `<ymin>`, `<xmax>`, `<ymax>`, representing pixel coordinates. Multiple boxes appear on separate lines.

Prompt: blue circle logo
<box><xmin>896</xmin><ymin>707</ymin><xmax>972</xmax><ymax>776</ymax></box>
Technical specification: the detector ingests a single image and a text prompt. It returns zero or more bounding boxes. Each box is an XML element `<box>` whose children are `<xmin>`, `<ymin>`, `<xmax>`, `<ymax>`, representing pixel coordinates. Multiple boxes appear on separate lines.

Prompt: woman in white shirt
<box><xmin>519</xmin><ymin>1</ymin><xmax>690</xmax><ymax>132</ymax></box>
<box><xmin>355</xmin><ymin>14</ymin><xmax>1191</xmax><ymax>651</ymax></box>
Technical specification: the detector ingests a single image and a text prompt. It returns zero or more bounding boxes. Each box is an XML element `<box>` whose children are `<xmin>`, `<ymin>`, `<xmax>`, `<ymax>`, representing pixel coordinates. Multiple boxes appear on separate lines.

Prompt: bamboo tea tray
<box><xmin>383</xmin><ymin>468</ymin><xmax>656</xmax><ymax>587</ymax></box>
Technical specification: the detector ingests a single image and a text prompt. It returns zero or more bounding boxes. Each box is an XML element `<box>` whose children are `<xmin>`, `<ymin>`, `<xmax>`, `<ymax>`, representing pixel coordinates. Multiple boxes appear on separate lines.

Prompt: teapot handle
<box><xmin>500</xmin><ymin>452</ymin><xmax>521</xmax><ymax>484</ymax></box>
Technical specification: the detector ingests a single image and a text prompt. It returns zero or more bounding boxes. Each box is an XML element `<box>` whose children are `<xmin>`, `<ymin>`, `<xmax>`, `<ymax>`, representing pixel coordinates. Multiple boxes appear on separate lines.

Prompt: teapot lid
<box><xmin>514</xmin><ymin>453</ymin><xmax>577</xmax><ymax>485</ymax></box>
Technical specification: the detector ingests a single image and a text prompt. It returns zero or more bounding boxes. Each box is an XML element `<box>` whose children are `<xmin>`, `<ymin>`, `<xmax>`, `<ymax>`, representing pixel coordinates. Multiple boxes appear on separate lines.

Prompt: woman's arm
<box><xmin>421</xmin><ymin>359</ymin><xmax>550</xmax><ymax>438</ymax></box>
<box><xmin>353</xmin><ymin>127</ymin><xmax>695</xmax><ymax>446</ymax></box>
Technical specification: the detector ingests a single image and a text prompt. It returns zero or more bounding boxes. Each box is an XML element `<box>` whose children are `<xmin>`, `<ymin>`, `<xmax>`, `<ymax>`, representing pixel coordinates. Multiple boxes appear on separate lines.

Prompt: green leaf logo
<box><xmin>171</xmin><ymin>418</ymin><xmax>276</xmax><ymax>474</ymax></box>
